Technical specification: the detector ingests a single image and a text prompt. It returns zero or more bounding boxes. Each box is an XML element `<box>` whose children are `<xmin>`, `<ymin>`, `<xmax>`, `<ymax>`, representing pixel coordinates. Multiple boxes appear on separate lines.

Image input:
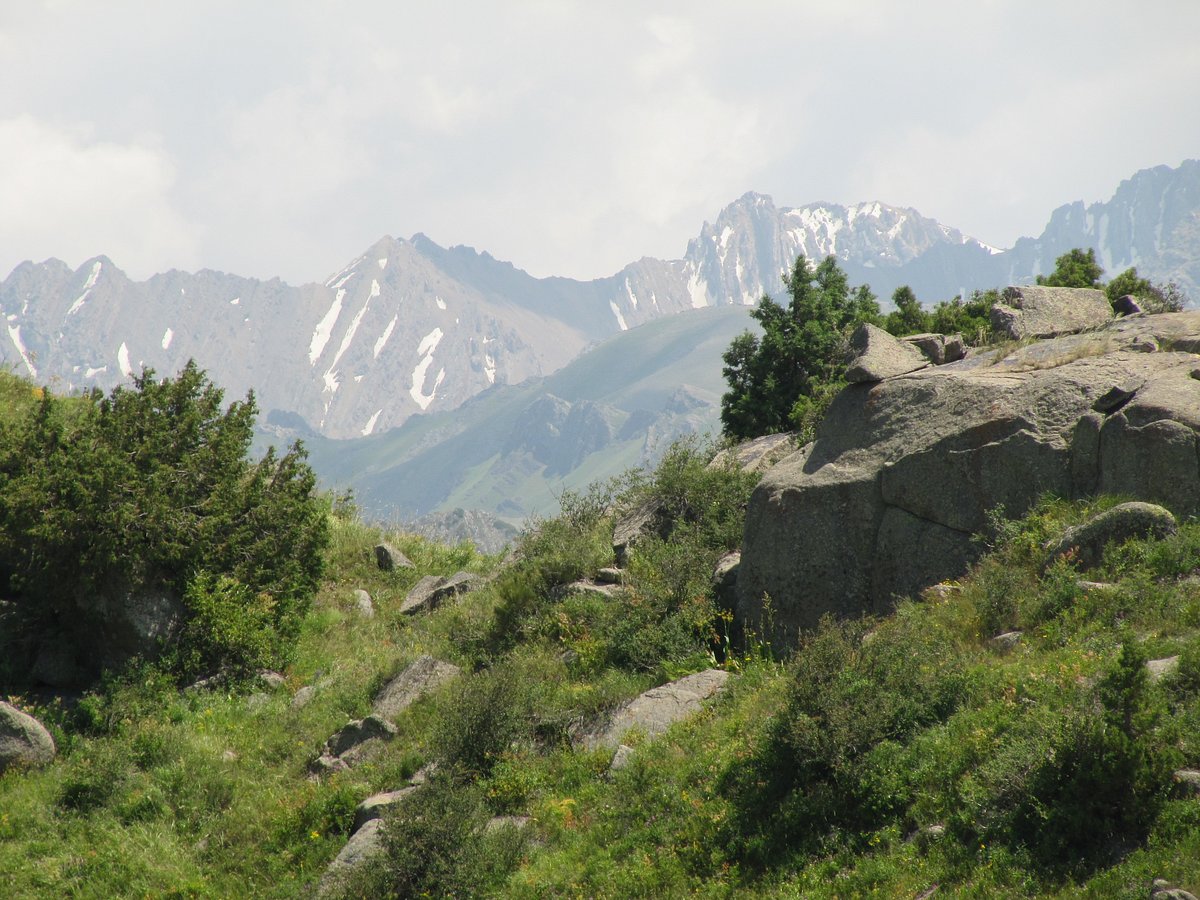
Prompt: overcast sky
<box><xmin>2</xmin><ymin>1</ymin><xmax>1198</xmax><ymax>285</ymax></box>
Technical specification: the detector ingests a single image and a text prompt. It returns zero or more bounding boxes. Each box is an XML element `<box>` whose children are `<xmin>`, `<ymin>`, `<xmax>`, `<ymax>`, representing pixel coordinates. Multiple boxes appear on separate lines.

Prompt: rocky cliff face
<box><xmin>737</xmin><ymin>306</ymin><xmax>1200</xmax><ymax>649</ymax></box>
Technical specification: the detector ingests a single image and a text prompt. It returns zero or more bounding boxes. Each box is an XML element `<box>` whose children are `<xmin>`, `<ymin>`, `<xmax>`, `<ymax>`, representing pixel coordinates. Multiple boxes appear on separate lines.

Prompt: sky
<box><xmin>2</xmin><ymin>1</ymin><xmax>1199</xmax><ymax>285</ymax></box>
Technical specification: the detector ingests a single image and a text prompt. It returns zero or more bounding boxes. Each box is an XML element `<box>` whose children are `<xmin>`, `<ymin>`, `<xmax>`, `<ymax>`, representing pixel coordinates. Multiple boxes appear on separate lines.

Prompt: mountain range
<box><xmin>3</xmin><ymin>159</ymin><xmax>1199</xmax><ymax>528</ymax></box>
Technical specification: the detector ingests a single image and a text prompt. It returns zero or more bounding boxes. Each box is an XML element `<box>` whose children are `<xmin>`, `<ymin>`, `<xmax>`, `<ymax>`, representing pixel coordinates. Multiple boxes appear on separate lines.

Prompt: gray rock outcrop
<box><xmin>371</xmin><ymin>655</ymin><xmax>461</xmax><ymax>721</ymax></box>
<box><xmin>845</xmin><ymin>323</ymin><xmax>930</xmax><ymax>383</ymax></box>
<box><xmin>0</xmin><ymin>702</ymin><xmax>56</xmax><ymax>773</ymax></box>
<box><xmin>352</xmin><ymin>589</ymin><xmax>375</xmax><ymax>618</ymax></box>
<box><xmin>577</xmin><ymin>669</ymin><xmax>731</xmax><ymax>751</ymax></box>
<box><xmin>989</xmin><ymin>285</ymin><xmax>1112</xmax><ymax>339</ymax></box>
<box><xmin>901</xmin><ymin>332</ymin><xmax>966</xmax><ymax>365</ymax></box>
<box><xmin>316</xmin><ymin>817</ymin><xmax>387</xmax><ymax>898</ymax></box>
<box><xmin>738</xmin><ymin>311</ymin><xmax>1200</xmax><ymax>649</ymax></box>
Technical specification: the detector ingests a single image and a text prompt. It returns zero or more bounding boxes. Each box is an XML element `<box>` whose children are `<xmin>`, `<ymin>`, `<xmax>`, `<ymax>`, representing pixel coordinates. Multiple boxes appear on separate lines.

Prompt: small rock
<box><xmin>1152</xmin><ymin>884</ymin><xmax>1199</xmax><ymax>900</ymax></box>
<box><xmin>374</xmin><ymin>542</ymin><xmax>414</xmax><ymax>572</ymax></box>
<box><xmin>1112</xmin><ymin>294</ymin><xmax>1142</xmax><ymax>316</ymax></box>
<box><xmin>221</xmin><ymin>749</ymin><xmax>239</xmax><ymax>762</ymax></box>
<box><xmin>291</xmin><ymin>685</ymin><xmax>317</xmax><ymax>710</ymax></box>
<box><xmin>1076</xmin><ymin>580</ymin><xmax>1113</xmax><ymax>592</ymax></box>
<box><xmin>1147</xmin><ymin>656</ymin><xmax>1180</xmax><ymax>683</ymax></box>
<box><xmin>1173</xmin><ymin>769</ymin><xmax>1200</xmax><ymax>796</ymax></box>
<box><xmin>317</xmin><ymin>818</ymin><xmax>387</xmax><ymax>898</ymax></box>
<box><xmin>246</xmin><ymin>693</ymin><xmax>270</xmax><ymax>711</ymax></box>
<box><xmin>485</xmin><ymin>815</ymin><xmax>531</xmax><ymax>832</ymax></box>
<box><xmin>372</xmin><ymin>656</ymin><xmax>461</xmax><ymax>721</ymax></box>
<box><xmin>352</xmin><ymin>589</ymin><xmax>375</xmax><ymax>619</ymax></box>
<box><xmin>923</xmin><ymin>582</ymin><xmax>960</xmax><ymax>602</ymax></box>
<box><xmin>609</xmin><ymin>744</ymin><xmax>635</xmax><ymax>773</ymax></box>
<box><xmin>257</xmin><ymin>670</ymin><xmax>287</xmax><ymax>690</ymax></box>
<box><xmin>1092</xmin><ymin>380</ymin><xmax>1143</xmax><ymax>414</ymax></box>
<box><xmin>399</xmin><ymin>572</ymin><xmax>481</xmax><ymax>616</ymax></box>
<box><xmin>578</xmin><ymin>669</ymin><xmax>732</xmax><ymax>751</ymax></box>
<box><xmin>352</xmin><ymin>787</ymin><xmax>416</xmax><ymax>834</ymax></box>
<box><xmin>410</xmin><ymin>761</ymin><xmax>438</xmax><ymax>785</ymax></box>
<box><xmin>557</xmin><ymin>580</ymin><xmax>617</xmax><ymax>599</ymax></box>
<box><xmin>712</xmin><ymin>551</ymin><xmax>741</xmax><ymax>613</ymax></box>
<box><xmin>989</xmin><ymin>631</ymin><xmax>1023</xmax><ymax>652</ymax></box>
<box><xmin>0</xmin><ymin>701</ymin><xmax>56</xmax><ymax>774</ymax></box>
<box><xmin>595</xmin><ymin>567</ymin><xmax>625</xmax><ymax>585</ymax></box>
<box><xmin>613</xmin><ymin>495</ymin><xmax>664</xmax><ymax>567</ymax></box>
<box><xmin>311</xmin><ymin>715</ymin><xmax>397</xmax><ymax>774</ymax></box>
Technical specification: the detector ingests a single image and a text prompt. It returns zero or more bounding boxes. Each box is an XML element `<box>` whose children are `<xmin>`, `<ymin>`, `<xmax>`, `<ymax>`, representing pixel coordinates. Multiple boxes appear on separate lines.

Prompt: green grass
<box><xmin>5</xmin><ymin>478</ymin><xmax>1200</xmax><ymax>897</ymax></box>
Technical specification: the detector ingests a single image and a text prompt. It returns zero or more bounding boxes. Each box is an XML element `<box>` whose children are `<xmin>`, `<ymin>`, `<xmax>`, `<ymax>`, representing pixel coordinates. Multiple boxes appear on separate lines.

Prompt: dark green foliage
<box><xmin>0</xmin><ymin>362</ymin><xmax>328</xmax><ymax>684</ymax></box>
<box><xmin>929</xmin><ymin>289</ymin><xmax>996</xmax><ymax>345</ymax></box>
<box><xmin>883</xmin><ymin>285</ymin><xmax>928</xmax><ymax>336</ymax></box>
<box><xmin>434</xmin><ymin>662</ymin><xmax>540</xmax><ymax>777</ymax></box>
<box><xmin>1037</xmin><ymin>247</ymin><xmax>1104</xmax><ymax>288</ymax></box>
<box><xmin>720</xmin><ymin>254</ymin><xmax>880</xmax><ymax>440</ymax></box>
<box><xmin>1106</xmin><ymin>265</ymin><xmax>1187</xmax><ymax>312</ymax></box>
<box><xmin>726</xmin><ymin>612</ymin><xmax>969</xmax><ymax>866</ymax></box>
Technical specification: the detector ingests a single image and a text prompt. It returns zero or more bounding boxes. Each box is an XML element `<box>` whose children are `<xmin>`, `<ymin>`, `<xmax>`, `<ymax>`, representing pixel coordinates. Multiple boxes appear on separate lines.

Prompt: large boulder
<box><xmin>737</xmin><ymin>311</ymin><xmax>1200</xmax><ymax>650</ymax></box>
<box><xmin>1047</xmin><ymin>501</ymin><xmax>1177</xmax><ymax>570</ymax></box>
<box><xmin>990</xmin><ymin>285</ymin><xmax>1112</xmax><ymax>339</ymax></box>
<box><xmin>0</xmin><ymin>702</ymin><xmax>56</xmax><ymax>773</ymax></box>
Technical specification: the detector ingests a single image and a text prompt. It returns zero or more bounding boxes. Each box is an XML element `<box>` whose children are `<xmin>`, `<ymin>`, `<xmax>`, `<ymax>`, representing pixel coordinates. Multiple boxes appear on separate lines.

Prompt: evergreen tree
<box><xmin>1037</xmin><ymin>247</ymin><xmax>1104</xmax><ymax>288</ymax></box>
<box><xmin>720</xmin><ymin>255</ymin><xmax>879</xmax><ymax>441</ymax></box>
<box><xmin>883</xmin><ymin>285</ymin><xmax>929</xmax><ymax>336</ymax></box>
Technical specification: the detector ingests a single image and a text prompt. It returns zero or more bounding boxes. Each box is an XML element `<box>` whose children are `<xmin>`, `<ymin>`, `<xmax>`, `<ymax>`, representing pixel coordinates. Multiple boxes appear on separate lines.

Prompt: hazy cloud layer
<box><xmin>3</xmin><ymin>1</ymin><xmax>1198</xmax><ymax>283</ymax></box>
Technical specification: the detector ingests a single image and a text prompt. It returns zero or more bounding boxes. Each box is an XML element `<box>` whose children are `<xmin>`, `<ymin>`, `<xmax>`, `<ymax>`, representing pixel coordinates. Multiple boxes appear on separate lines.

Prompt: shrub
<box><xmin>0</xmin><ymin>362</ymin><xmax>328</xmax><ymax>684</ymax></box>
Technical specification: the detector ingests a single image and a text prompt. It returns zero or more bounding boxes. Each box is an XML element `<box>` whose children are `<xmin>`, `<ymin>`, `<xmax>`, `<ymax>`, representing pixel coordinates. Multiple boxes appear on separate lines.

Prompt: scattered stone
<box><xmin>352</xmin><ymin>787</ymin><xmax>417</xmax><ymax>834</ymax></box>
<box><xmin>1113</xmin><ymin>294</ymin><xmax>1142</xmax><ymax>316</ymax></box>
<box><xmin>557</xmin><ymin>580</ymin><xmax>618</xmax><ymax>599</ymax></box>
<box><xmin>923</xmin><ymin>583</ymin><xmax>960</xmax><ymax>602</ymax></box>
<box><xmin>410</xmin><ymin>761</ymin><xmax>438</xmax><ymax>785</ymax></box>
<box><xmin>1047</xmin><ymin>502</ymin><xmax>1177</xmax><ymax>571</ymax></box>
<box><xmin>399</xmin><ymin>575</ymin><xmax>445</xmax><ymax>615</ymax></box>
<box><xmin>1147</xmin><ymin>656</ymin><xmax>1180</xmax><ymax>683</ymax></box>
<box><xmin>257</xmin><ymin>670</ymin><xmax>287</xmax><ymax>690</ymax></box>
<box><xmin>372</xmin><ymin>655</ymin><xmax>462</xmax><ymax>721</ymax></box>
<box><xmin>374</xmin><ymin>542</ymin><xmax>414</xmax><ymax>572</ymax></box>
<box><xmin>989</xmin><ymin>631</ymin><xmax>1023</xmax><ymax>652</ymax></box>
<box><xmin>845</xmin><ymin>323</ymin><xmax>930</xmax><ymax>382</ymax></box>
<box><xmin>316</xmin><ymin>818</ymin><xmax>387</xmax><ymax>898</ymax></box>
<box><xmin>1152</xmin><ymin>888</ymin><xmax>1200</xmax><ymax>900</ymax></box>
<box><xmin>609</xmin><ymin>744</ymin><xmax>635</xmax><ymax>773</ymax></box>
<box><xmin>429</xmin><ymin>571</ymin><xmax>481</xmax><ymax>605</ymax></box>
<box><xmin>1172</xmin><ymin>769</ymin><xmax>1200</xmax><ymax>796</ymax></box>
<box><xmin>1076</xmin><ymin>580</ymin><xmax>1113</xmax><ymax>592</ymax></box>
<box><xmin>708</xmin><ymin>432</ymin><xmax>797</xmax><ymax>474</ymax></box>
<box><xmin>613</xmin><ymin>495</ymin><xmax>664</xmax><ymax>567</ymax></box>
<box><xmin>1091</xmin><ymin>379</ymin><xmax>1143</xmax><ymax>414</ymax></box>
<box><xmin>221</xmin><ymin>749</ymin><xmax>239</xmax><ymax>762</ymax></box>
<box><xmin>1130</xmin><ymin>335</ymin><xmax>1160</xmax><ymax>353</ymax></box>
<box><xmin>578</xmin><ymin>669</ymin><xmax>732</xmax><ymax>751</ymax></box>
<box><xmin>246</xmin><ymin>693</ymin><xmax>270</xmax><ymax>711</ymax></box>
<box><xmin>901</xmin><ymin>333</ymin><xmax>965</xmax><ymax>366</ymax></box>
<box><xmin>0</xmin><ymin>702</ymin><xmax>56</xmax><ymax>773</ymax></box>
<box><xmin>311</xmin><ymin>715</ymin><xmax>397</xmax><ymax>775</ymax></box>
<box><xmin>595</xmin><ymin>567</ymin><xmax>625</xmax><ymax>585</ymax></box>
<box><xmin>989</xmin><ymin>285</ymin><xmax>1112</xmax><ymax>340</ymax></box>
<box><xmin>485</xmin><ymin>815</ymin><xmax>532</xmax><ymax>833</ymax></box>
<box><xmin>352</xmin><ymin>588</ymin><xmax>375</xmax><ymax>619</ymax></box>
<box><xmin>291</xmin><ymin>685</ymin><xmax>316</xmax><ymax>710</ymax></box>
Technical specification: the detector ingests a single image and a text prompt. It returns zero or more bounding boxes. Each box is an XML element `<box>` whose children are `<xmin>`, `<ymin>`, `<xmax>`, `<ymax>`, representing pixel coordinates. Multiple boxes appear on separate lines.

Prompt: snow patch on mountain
<box><xmin>309</xmin><ymin>288</ymin><xmax>345</xmax><ymax>364</ymax></box>
<box><xmin>7</xmin><ymin>325</ymin><xmax>36</xmax><ymax>377</ymax></box>
<box><xmin>410</xmin><ymin>327</ymin><xmax>446</xmax><ymax>410</ymax></box>
<box><xmin>117</xmin><ymin>342</ymin><xmax>132</xmax><ymax>378</ymax></box>
<box><xmin>67</xmin><ymin>260</ymin><xmax>103</xmax><ymax>315</ymax></box>
<box><xmin>362</xmin><ymin>408</ymin><xmax>382</xmax><ymax>436</ymax></box>
<box><xmin>609</xmin><ymin>301</ymin><xmax>628</xmax><ymax>331</ymax></box>
<box><xmin>161</xmin><ymin>327</ymin><xmax>173</xmax><ymax>350</ymax></box>
<box><xmin>374</xmin><ymin>315</ymin><xmax>397</xmax><ymax>359</ymax></box>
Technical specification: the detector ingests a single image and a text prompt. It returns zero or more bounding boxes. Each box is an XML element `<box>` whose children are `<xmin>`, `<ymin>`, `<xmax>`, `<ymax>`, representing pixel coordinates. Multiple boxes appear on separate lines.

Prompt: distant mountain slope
<box><xmin>3</xmin><ymin>160</ymin><xmax>1197</xmax><ymax>443</ymax></box>
<box><xmin>289</xmin><ymin>306</ymin><xmax>756</xmax><ymax>523</ymax></box>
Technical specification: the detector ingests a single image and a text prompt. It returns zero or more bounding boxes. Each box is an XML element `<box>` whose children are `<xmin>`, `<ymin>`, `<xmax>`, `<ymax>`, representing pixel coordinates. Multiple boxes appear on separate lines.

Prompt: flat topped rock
<box><xmin>578</xmin><ymin>669</ymin><xmax>732</xmax><ymax>751</ymax></box>
<box><xmin>372</xmin><ymin>655</ymin><xmax>461</xmax><ymax>721</ymax></box>
<box><xmin>990</xmin><ymin>285</ymin><xmax>1112</xmax><ymax>339</ymax></box>
<box><xmin>845</xmin><ymin>323</ymin><xmax>930</xmax><ymax>383</ymax></box>
<box><xmin>374</xmin><ymin>542</ymin><xmax>414</xmax><ymax>571</ymax></box>
<box><xmin>399</xmin><ymin>571</ymin><xmax>481</xmax><ymax>616</ymax></box>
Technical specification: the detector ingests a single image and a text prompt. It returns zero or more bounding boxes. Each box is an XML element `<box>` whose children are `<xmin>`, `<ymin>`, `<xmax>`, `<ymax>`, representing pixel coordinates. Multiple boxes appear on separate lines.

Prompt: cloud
<box><xmin>0</xmin><ymin>115</ymin><xmax>198</xmax><ymax>278</ymax></box>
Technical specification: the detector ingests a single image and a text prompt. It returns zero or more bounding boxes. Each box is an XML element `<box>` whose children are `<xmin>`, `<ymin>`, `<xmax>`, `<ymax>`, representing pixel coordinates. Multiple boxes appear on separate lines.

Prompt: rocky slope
<box><xmin>737</xmin><ymin>302</ymin><xmax>1200</xmax><ymax>648</ymax></box>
